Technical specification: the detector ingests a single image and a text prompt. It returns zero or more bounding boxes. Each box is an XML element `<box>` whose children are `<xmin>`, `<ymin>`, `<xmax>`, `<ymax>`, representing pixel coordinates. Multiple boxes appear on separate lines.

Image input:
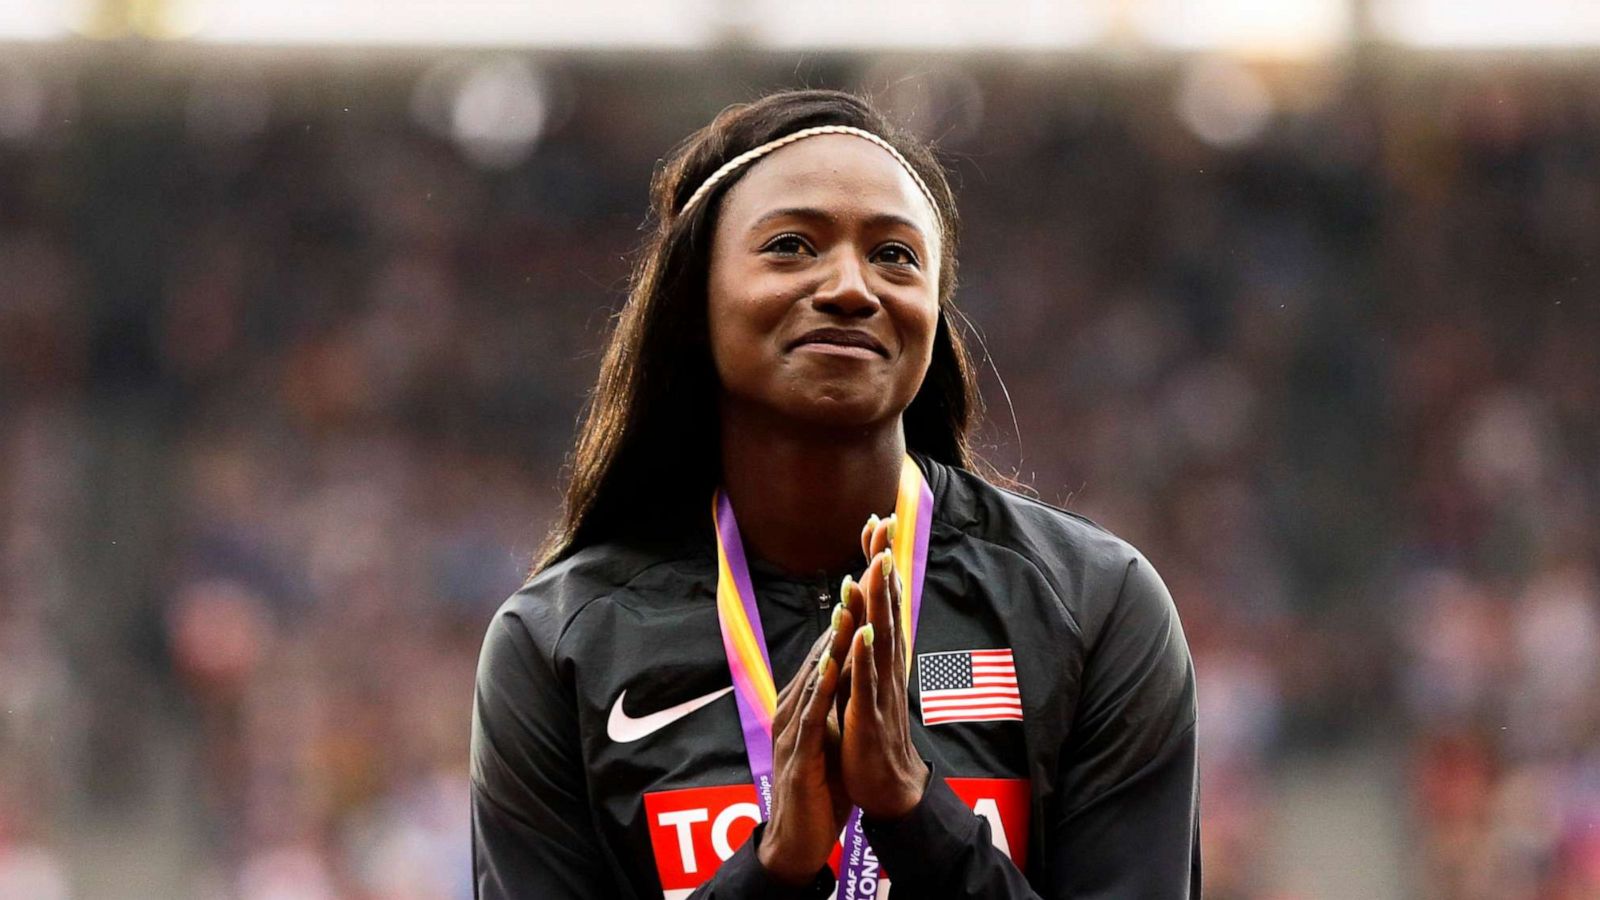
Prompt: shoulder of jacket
<box><xmin>933</xmin><ymin>462</ymin><xmax>1161</xmax><ymax>642</ymax></box>
<box><xmin>492</xmin><ymin>540</ymin><xmax>700</xmax><ymax>659</ymax></box>
<box><xmin>937</xmin><ymin>463</ymin><xmax>1143</xmax><ymax>571</ymax></box>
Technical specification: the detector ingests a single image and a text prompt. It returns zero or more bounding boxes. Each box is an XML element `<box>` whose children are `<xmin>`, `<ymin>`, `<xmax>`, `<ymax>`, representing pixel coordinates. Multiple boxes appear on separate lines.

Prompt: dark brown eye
<box><xmin>763</xmin><ymin>234</ymin><xmax>813</xmax><ymax>256</ymax></box>
<box><xmin>875</xmin><ymin>243</ymin><xmax>919</xmax><ymax>268</ymax></box>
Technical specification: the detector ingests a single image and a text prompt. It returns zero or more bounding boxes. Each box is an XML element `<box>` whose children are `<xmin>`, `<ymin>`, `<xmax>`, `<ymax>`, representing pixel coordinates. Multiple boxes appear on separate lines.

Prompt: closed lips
<box><xmin>788</xmin><ymin>328</ymin><xmax>888</xmax><ymax>356</ymax></box>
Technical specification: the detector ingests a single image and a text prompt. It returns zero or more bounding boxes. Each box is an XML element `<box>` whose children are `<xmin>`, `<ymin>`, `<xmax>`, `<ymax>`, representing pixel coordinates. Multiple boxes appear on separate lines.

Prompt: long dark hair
<box><xmin>535</xmin><ymin>89</ymin><xmax>986</xmax><ymax>572</ymax></box>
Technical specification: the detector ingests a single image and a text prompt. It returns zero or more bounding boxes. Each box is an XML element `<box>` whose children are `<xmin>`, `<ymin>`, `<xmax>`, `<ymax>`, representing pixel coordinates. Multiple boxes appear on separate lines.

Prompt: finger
<box><xmin>857</xmin><ymin>548</ymin><xmax>879</xmax><ymax>626</ymax></box>
<box><xmin>774</xmin><ymin>677</ymin><xmax>801</xmax><ymax>734</ymax></box>
<box><xmin>835</xmin><ymin>658</ymin><xmax>852</xmax><ymax>726</ymax></box>
<box><xmin>805</xmin><ymin>623</ymin><xmax>834</xmax><ymax>667</ymax></box>
<box><xmin>774</xmin><ymin>673</ymin><xmax>811</xmax><ymax>756</ymax></box>
<box><xmin>826</xmin><ymin>599</ymin><xmax>857</xmax><ymax>720</ymax></box>
<box><xmin>802</xmin><ymin>631</ymin><xmax>843</xmax><ymax>737</ymax></box>
<box><xmin>776</xmin><ymin>627</ymin><xmax>835</xmax><ymax>729</ymax></box>
<box><xmin>776</xmin><ymin>667</ymin><xmax>802</xmax><ymax>713</ymax></box>
<box><xmin>840</xmin><ymin>575</ymin><xmax>866</xmax><ymax>634</ymax></box>
<box><xmin>828</xmin><ymin>603</ymin><xmax>856</xmax><ymax>667</ymax></box>
<box><xmin>834</xmin><ymin>606</ymin><xmax>856</xmax><ymax>720</ymax></box>
<box><xmin>865</xmin><ymin>550</ymin><xmax>895</xmax><ymax>673</ymax></box>
<box><xmin>860</xmin><ymin>514</ymin><xmax>881</xmax><ymax>561</ymax></box>
<box><xmin>786</xmin><ymin>650</ymin><xmax>826</xmax><ymax>751</ymax></box>
<box><xmin>793</xmin><ymin>624</ymin><xmax>846</xmax><ymax>765</ymax></box>
<box><xmin>869</xmin><ymin>514</ymin><xmax>894</xmax><ymax>559</ymax></box>
<box><xmin>849</xmin><ymin>619</ymin><xmax>879</xmax><ymax>713</ymax></box>
<box><xmin>886</xmin><ymin>551</ymin><xmax>906</xmax><ymax>686</ymax></box>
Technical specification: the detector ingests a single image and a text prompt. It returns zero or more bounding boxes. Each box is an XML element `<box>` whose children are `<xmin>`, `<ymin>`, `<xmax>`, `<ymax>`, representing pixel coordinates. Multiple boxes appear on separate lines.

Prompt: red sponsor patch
<box><xmin>946</xmin><ymin>777</ymin><xmax>1030</xmax><ymax>871</ymax></box>
<box><xmin>644</xmin><ymin>777</ymin><xmax>1029</xmax><ymax>898</ymax></box>
<box><xmin>643</xmin><ymin>784</ymin><xmax>763</xmax><ymax>891</ymax></box>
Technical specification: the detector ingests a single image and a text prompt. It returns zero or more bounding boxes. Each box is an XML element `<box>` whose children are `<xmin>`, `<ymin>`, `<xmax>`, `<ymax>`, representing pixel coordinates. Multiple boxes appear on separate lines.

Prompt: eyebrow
<box><xmin>749</xmin><ymin>206</ymin><xmax>928</xmax><ymax>240</ymax></box>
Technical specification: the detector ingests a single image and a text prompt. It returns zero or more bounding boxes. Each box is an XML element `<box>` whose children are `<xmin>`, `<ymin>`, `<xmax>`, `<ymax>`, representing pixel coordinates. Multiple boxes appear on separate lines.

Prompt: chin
<box><xmin>723</xmin><ymin>366</ymin><xmax>919</xmax><ymax>433</ymax></box>
<box><xmin>775</xmin><ymin>388</ymin><xmax>902</xmax><ymax>431</ymax></box>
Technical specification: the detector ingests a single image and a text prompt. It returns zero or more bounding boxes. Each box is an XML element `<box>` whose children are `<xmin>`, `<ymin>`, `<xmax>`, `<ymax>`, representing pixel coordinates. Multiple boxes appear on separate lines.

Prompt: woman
<box><xmin>472</xmin><ymin>89</ymin><xmax>1199</xmax><ymax>899</ymax></box>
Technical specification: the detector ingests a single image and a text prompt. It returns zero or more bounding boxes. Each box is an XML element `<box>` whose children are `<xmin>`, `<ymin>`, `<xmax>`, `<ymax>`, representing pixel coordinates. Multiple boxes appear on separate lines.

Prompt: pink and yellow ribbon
<box><xmin>712</xmin><ymin>453</ymin><xmax>935</xmax><ymax>844</ymax></box>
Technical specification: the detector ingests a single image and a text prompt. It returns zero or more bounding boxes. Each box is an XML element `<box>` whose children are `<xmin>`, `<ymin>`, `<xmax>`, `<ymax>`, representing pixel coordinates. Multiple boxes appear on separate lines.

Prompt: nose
<box><xmin>810</xmin><ymin>251</ymin><xmax>879</xmax><ymax>318</ymax></box>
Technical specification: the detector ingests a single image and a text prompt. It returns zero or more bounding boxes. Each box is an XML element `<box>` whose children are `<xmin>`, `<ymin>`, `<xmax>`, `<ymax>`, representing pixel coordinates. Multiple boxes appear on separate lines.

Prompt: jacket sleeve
<box><xmin>860</xmin><ymin>763</ymin><xmax>1041</xmax><ymax>897</ymax></box>
<box><xmin>1044</xmin><ymin>553</ymin><xmax>1201</xmax><ymax>898</ymax></box>
<box><xmin>860</xmin><ymin>553</ymin><xmax>1200</xmax><ymax>899</ymax></box>
<box><xmin>471</xmin><ymin>610</ymin><xmax>619</xmax><ymax>899</ymax></box>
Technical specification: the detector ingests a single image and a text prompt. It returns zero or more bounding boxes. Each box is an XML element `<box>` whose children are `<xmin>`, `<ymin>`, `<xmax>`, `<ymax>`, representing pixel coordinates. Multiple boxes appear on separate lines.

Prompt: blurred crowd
<box><xmin>1</xmin><ymin>55</ymin><xmax>1596</xmax><ymax>899</ymax></box>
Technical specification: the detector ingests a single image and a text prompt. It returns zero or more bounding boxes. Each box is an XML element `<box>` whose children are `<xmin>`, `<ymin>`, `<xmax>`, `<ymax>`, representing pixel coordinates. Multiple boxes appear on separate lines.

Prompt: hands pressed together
<box><xmin>756</xmin><ymin>514</ymin><xmax>930</xmax><ymax>885</ymax></box>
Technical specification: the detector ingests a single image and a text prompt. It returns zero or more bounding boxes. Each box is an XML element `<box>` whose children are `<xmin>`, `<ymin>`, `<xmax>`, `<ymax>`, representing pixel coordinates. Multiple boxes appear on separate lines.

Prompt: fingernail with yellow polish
<box><xmin>867</xmin><ymin>513</ymin><xmax>881</xmax><ymax>533</ymax></box>
<box><xmin>840</xmin><ymin>574</ymin><xmax>854</xmax><ymax>603</ymax></box>
<box><xmin>882</xmin><ymin>551</ymin><xmax>894</xmax><ymax>578</ymax></box>
<box><xmin>817</xmin><ymin>651</ymin><xmax>832</xmax><ymax>677</ymax></box>
<box><xmin>861</xmin><ymin>623</ymin><xmax>875</xmax><ymax>647</ymax></box>
<box><xmin>831</xmin><ymin>602</ymin><xmax>844</xmax><ymax>630</ymax></box>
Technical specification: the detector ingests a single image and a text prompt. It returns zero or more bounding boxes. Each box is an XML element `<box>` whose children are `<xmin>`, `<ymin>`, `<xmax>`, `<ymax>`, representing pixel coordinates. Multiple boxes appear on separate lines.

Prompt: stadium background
<box><xmin>2</xmin><ymin>2</ymin><xmax>1599</xmax><ymax>897</ymax></box>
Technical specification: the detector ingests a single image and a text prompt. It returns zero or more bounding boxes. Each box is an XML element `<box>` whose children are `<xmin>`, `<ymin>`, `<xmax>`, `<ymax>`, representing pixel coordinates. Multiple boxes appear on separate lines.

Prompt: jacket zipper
<box><xmin>814</xmin><ymin>574</ymin><xmax>833</xmax><ymax>635</ymax></box>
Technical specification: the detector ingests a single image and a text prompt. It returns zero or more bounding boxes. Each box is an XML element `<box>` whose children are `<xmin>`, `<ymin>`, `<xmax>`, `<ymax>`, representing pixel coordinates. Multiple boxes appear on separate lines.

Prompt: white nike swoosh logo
<box><xmin>607</xmin><ymin>686</ymin><xmax>734</xmax><ymax>743</ymax></box>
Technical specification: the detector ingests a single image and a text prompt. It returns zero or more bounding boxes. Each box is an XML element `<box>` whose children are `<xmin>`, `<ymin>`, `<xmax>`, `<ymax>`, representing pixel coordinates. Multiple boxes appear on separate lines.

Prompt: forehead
<box><xmin>717</xmin><ymin>134</ymin><xmax>939</xmax><ymax>237</ymax></box>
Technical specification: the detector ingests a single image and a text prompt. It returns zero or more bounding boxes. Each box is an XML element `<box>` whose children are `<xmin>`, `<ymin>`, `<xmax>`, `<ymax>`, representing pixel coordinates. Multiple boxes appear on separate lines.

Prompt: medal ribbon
<box><xmin>712</xmin><ymin>454</ymin><xmax>934</xmax><ymax>898</ymax></box>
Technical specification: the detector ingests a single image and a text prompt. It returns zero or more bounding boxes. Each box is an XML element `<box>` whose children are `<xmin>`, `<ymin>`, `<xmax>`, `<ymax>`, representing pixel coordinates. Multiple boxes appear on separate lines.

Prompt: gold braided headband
<box><xmin>675</xmin><ymin>125</ymin><xmax>943</xmax><ymax>232</ymax></box>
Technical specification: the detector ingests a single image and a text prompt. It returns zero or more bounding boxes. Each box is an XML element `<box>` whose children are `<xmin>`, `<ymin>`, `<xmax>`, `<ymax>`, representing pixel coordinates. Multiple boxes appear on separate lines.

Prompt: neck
<box><xmin>719</xmin><ymin>402</ymin><xmax>905</xmax><ymax>576</ymax></box>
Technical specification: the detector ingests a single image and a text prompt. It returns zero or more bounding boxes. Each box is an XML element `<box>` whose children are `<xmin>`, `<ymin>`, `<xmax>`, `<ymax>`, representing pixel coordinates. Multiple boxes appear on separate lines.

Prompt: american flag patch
<box><xmin>917</xmin><ymin>648</ymin><xmax>1023</xmax><ymax>725</ymax></box>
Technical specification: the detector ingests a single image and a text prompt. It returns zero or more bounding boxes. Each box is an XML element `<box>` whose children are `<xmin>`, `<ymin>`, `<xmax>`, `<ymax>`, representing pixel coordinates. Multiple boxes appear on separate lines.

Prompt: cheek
<box><xmin>705</xmin><ymin>252</ymin><xmax>756</xmax><ymax>370</ymax></box>
<box><xmin>706</xmin><ymin>271</ymin><xmax>791</xmax><ymax>385</ymax></box>
<box><xmin>709</xmin><ymin>285</ymin><xmax>783</xmax><ymax>349</ymax></box>
<box><xmin>902</xmin><ymin>301</ymin><xmax>941</xmax><ymax>371</ymax></box>
<box><xmin>705</xmin><ymin>300</ymin><xmax>760</xmax><ymax>386</ymax></box>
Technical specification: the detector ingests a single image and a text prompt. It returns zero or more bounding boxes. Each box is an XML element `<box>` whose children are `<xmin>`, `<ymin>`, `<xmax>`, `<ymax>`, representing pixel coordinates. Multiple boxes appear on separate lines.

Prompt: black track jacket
<box><xmin>472</xmin><ymin>457</ymin><xmax>1200</xmax><ymax>898</ymax></box>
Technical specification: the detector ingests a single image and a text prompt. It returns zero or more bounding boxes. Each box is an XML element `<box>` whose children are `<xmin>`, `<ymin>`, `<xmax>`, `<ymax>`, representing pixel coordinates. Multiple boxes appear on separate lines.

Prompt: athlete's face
<box><xmin>706</xmin><ymin>134</ymin><xmax>942</xmax><ymax>431</ymax></box>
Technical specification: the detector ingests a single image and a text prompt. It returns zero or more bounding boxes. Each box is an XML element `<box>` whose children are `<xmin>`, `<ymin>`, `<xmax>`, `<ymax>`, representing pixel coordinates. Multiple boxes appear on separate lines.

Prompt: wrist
<box><xmin>862</xmin><ymin>761</ymin><xmax>930</xmax><ymax>821</ymax></box>
<box><xmin>756</xmin><ymin>827</ymin><xmax>819</xmax><ymax>886</ymax></box>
